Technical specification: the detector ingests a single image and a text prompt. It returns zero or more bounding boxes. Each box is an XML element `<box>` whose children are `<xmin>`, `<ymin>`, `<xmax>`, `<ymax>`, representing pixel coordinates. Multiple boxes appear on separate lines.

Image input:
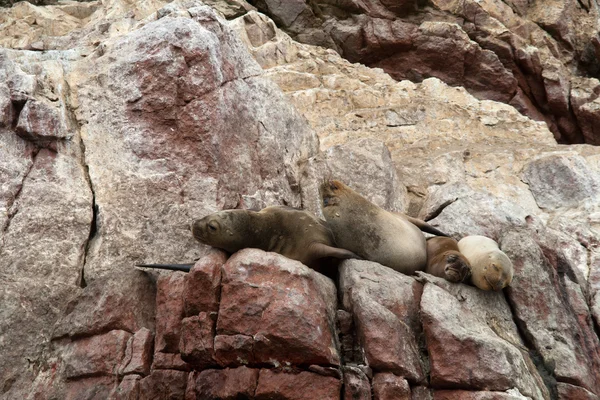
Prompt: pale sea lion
<box><xmin>320</xmin><ymin>179</ymin><xmax>447</xmax><ymax>274</ymax></box>
<box><xmin>138</xmin><ymin>205</ymin><xmax>359</xmax><ymax>271</ymax></box>
<box><xmin>426</xmin><ymin>236</ymin><xmax>471</xmax><ymax>283</ymax></box>
<box><xmin>457</xmin><ymin>235</ymin><xmax>514</xmax><ymax>291</ymax></box>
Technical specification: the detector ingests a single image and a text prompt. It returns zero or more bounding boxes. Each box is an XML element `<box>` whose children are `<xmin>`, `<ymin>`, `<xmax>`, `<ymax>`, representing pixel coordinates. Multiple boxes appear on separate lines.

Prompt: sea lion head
<box><xmin>320</xmin><ymin>179</ymin><xmax>347</xmax><ymax>208</ymax></box>
<box><xmin>191</xmin><ymin>210</ymin><xmax>251</xmax><ymax>253</ymax></box>
<box><xmin>443</xmin><ymin>252</ymin><xmax>472</xmax><ymax>283</ymax></box>
<box><xmin>480</xmin><ymin>252</ymin><xmax>514</xmax><ymax>291</ymax></box>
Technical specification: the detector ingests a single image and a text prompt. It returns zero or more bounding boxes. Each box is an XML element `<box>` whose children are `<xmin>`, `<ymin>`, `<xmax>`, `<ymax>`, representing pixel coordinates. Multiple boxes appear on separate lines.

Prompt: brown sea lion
<box><xmin>457</xmin><ymin>235</ymin><xmax>514</xmax><ymax>291</ymax></box>
<box><xmin>426</xmin><ymin>236</ymin><xmax>471</xmax><ymax>283</ymax></box>
<box><xmin>320</xmin><ymin>179</ymin><xmax>445</xmax><ymax>274</ymax></box>
<box><xmin>138</xmin><ymin>206</ymin><xmax>359</xmax><ymax>271</ymax></box>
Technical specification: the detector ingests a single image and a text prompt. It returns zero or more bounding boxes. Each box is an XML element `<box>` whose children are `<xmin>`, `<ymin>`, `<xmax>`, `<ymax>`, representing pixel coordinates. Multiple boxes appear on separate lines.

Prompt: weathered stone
<box><xmin>64</xmin><ymin>376</ymin><xmax>118</xmax><ymax>400</ymax></box>
<box><xmin>183</xmin><ymin>249</ymin><xmax>226</xmax><ymax>317</ymax></box>
<box><xmin>421</xmin><ymin>283</ymin><xmax>547</xmax><ymax>398</ymax></box>
<box><xmin>114</xmin><ymin>375</ymin><xmax>141</xmax><ymax>400</ymax></box>
<box><xmin>411</xmin><ymin>386</ymin><xmax>433</xmax><ymax>400</ymax></box>
<box><xmin>62</xmin><ymin>330</ymin><xmax>131</xmax><ymax>379</ymax></box>
<box><xmin>16</xmin><ymin>99</ymin><xmax>69</xmax><ymax>145</ymax></box>
<box><xmin>217</xmin><ymin>249</ymin><xmax>340</xmax><ymax>366</ymax></box>
<box><xmin>138</xmin><ymin>369</ymin><xmax>188</xmax><ymax>400</ymax></box>
<box><xmin>523</xmin><ymin>153</ymin><xmax>598</xmax><ymax>210</ymax></box>
<box><xmin>255</xmin><ymin>369</ymin><xmax>341</xmax><ymax>400</ymax></box>
<box><xmin>343</xmin><ymin>366</ymin><xmax>371</xmax><ymax>400</ymax></box>
<box><xmin>556</xmin><ymin>383</ymin><xmax>600</xmax><ymax>400</ymax></box>
<box><xmin>339</xmin><ymin>260</ymin><xmax>424</xmax><ymax>382</ymax></box>
<box><xmin>0</xmin><ymin>82</ymin><xmax>13</xmax><ymax>127</ymax></box>
<box><xmin>53</xmin><ymin>268</ymin><xmax>156</xmax><ymax>339</ymax></box>
<box><xmin>195</xmin><ymin>367</ymin><xmax>259</xmax><ymax>399</ymax></box>
<box><xmin>119</xmin><ymin>328</ymin><xmax>153</xmax><ymax>376</ymax></box>
<box><xmin>433</xmin><ymin>389</ymin><xmax>531</xmax><ymax>399</ymax></box>
<box><xmin>152</xmin><ymin>352</ymin><xmax>190</xmax><ymax>371</ymax></box>
<box><xmin>155</xmin><ymin>272</ymin><xmax>186</xmax><ymax>354</ymax></box>
<box><xmin>373</xmin><ymin>373</ymin><xmax>410</xmax><ymax>400</ymax></box>
<box><xmin>179</xmin><ymin>312</ymin><xmax>217</xmax><ymax>368</ymax></box>
<box><xmin>502</xmin><ymin>229</ymin><xmax>600</xmax><ymax>394</ymax></box>
<box><xmin>214</xmin><ymin>334</ymin><xmax>255</xmax><ymax>367</ymax></box>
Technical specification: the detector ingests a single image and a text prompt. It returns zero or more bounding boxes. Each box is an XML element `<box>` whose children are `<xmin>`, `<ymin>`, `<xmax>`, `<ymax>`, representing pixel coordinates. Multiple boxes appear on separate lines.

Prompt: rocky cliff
<box><xmin>1</xmin><ymin>0</ymin><xmax>600</xmax><ymax>399</ymax></box>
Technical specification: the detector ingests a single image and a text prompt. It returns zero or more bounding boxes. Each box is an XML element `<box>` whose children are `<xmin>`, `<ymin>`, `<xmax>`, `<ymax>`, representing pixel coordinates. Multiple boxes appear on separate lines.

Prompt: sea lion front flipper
<box><xmin>404</xmin><ymin>216</ymin><xmax>448</xmax><ymax>237</ymax></box>
<box><xmin>136</xmin><ymin>263</ymin><xmax>195</xmax><ymax>272</ymax></box>
<box><xmin>309</xmin><ymin>243</ymin><xmax>362</xmax><ymax>261</ymax></box>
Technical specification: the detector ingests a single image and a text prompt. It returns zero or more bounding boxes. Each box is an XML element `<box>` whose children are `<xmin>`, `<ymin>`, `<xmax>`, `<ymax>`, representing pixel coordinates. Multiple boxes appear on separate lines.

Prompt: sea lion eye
<box><xmin>447</xmin><ymin>255</ymin><xmax>458</xmax><ymax>262</ymax></box>
<box><xmin>208</xmin><ymin>222</ymin><xmax>218</xmax><ymax>232</ymax></box>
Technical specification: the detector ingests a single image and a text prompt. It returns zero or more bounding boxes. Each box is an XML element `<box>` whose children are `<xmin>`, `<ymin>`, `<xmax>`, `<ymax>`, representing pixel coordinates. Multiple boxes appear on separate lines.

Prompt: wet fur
<box><xmin>457</xmin><ymin>235</ymin><xmax>514</xmax><ymax>291</ymax></box>
<box><xmin>320</xmin><ymin>180</ymin><xmax>427</xmax><ymax>274</ymax></box>
<box><xmin>426</xmin><ymin>237</ymin><xmax>471</xmax><ymax>283</ymax></box>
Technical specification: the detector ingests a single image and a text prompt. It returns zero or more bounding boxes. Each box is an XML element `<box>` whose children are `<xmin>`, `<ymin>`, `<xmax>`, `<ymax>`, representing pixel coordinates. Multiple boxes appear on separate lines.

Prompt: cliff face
<box><xmin>1</xmin><ymin>1</ymin><xmax>600</xmax><ymax>399</ymax></box>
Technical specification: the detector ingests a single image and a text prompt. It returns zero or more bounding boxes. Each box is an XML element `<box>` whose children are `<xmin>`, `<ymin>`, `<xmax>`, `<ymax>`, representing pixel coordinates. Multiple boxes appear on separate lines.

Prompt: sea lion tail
<box><xmin>136</xmin><ymin>263</ymin><xmax>194</xmax><ymax>272</ymax></box>
<box><xmin>405</xmin><ymin>216</ymin><xmax>449</xmax><ymax>237</ymax></box>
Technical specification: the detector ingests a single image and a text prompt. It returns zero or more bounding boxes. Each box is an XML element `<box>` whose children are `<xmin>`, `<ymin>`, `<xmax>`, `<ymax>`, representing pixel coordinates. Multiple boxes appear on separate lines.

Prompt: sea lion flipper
<box><xmin>405</xmin><ymin>216</ymin><xmax>448</xmax><ymax>237</ymax></box>
<box><xmin>136</xmin><ymin>263</ymin><xmax>195</xmax><ymax>272</ymax></box>
<box><xmin>309</xmin><ymin>243</ymin><xmax>362</xmax><ymax>261</ymax></box>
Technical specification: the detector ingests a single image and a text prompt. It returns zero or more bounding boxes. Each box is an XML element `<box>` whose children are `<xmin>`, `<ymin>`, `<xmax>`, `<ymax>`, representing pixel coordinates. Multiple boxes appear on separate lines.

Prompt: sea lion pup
<box><xmin>138</xmin><ymin>206</ymin><xmax>359</xmax><ymax>271</ymax></box>
<box><xmin>426</xmin><ymin>237</ymin><xmax>471</xmax><ymax>283</ymax></box>
<box><xmin>457</xmin><ymin>235</ymin><xmax>514</xmax><ymax>291</ymax></box>
<box><xmin>320</xmin><ymin>179</ymin><xmax>445</xmax><ymax>274</ymax></box>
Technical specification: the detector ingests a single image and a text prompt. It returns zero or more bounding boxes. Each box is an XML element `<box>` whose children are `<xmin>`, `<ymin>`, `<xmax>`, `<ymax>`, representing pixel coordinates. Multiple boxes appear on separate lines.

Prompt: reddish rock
<box><xmin>155</xmin><ymin>272</ymin><xmax>186</xmax><ymax>353</ymax></box>
<box><xmin>433</xmin><ymin>390</ymin><xmax>531</xmax><ymax>399</ymax></box>
<box><xmin>339</xmin><ymin>260</ymin><xmax>424</xmax><ymax>382</ymax></box>
<box><xmin>411</xmin><ymin>387</ymin><xmax>433</xmax><ymax>400</ymax></box>
<box><xmin>556</xmin><ymin>383</ymin><xmax>600</xmax><ymax>400</ymax></box>
<box><xmin>64</xmin><ymin>376</ymin><xmax>118</xmax><ymax>400</ymax></box>
<box><xmin>16</xmin><ymin>99</ymin><xmax>69</xmax><ymax>145</ymax></box>
<box><xmin>183</xmin><ymin>249</ymin><xmax>226</xmax><ymax>317</ymax></box>
<box><xmin>522</xmin><ymin>154</ymin><xmax>598</xmax><ymax>210</ymax></box>
<box><xmin>214</xmin><ymin>334</ymin><xmax>255</xmax><ymax>367</ymax></box>
<box><xmin>502</xmin><ymin>229</ymin><xmax>600</xmax><ymax>394</ymax></box>
<box><xmin>179</xmin><ymin>312</ymin><xmax>217</xmax><ymax>368</ymax></box>
<box><xmin>119</xmin><ymin>328</ymin><xmax>153</xmax><ymax>376</ymax></box>
<box><xmin>185</xmin><ymin>371</ymin><xmax>198</xmax><ymax>400</ymax></box>
<box><xmin>152</xmin><ymin>352</ymin><xmax>190</xmax><ymax>371</ymax></box>
<box><xmin>53</xmin><ymin>268</ymin><xmax>156</xmax><ymax>339</ymax></box>
<box><xmin>114</xmin><ymin>375</ymin><xmax>141</xmax><ymax>400</ymax></box>
<box><xmin>373</xmin><ymin>373</ymin><xmax>410</xmax><ymax>400</ymax></box>
<box><xmin>0</xmin><ymin>82</ymin><xmax>13</xmax><ymax>127</ymax></box>
<box><xmin>421</xmin><ymin>283</ymin><xmax>546</xmax><ymax>398</ymax></box>
<box><xmin>343</xmin><ymin>366</ymin><xmax>371</xmax><ymax>400</ymax></box>
<box><xmin>217</xmin><ymin>249</ymin><xmax>340</xmax><ymax>366</ymax></box>
<box><xmin>195</xmin><ymin>367</ymin><xmax>259</xmax><ymax>399</ymax></box>
<box><xmin>63</xmin><ymin>330</ymin><xmax>131</xmax><ymax>379</ymax></box>
<box><xmin>138</xmin><ymin>370</ymin><xmax>187</xmax><ymax>400</ymax></box>
<box><xmin>255</xmin><ymin>369</ymin><xmax>341</xmax><ymax>400</ymax></box>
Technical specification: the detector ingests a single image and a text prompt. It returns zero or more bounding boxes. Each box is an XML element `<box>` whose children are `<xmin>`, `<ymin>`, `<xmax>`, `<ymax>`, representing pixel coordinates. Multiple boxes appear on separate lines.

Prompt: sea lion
<box><xmin>457</xmin><ymin>235</ymin><xmax>514</xmax><ymax>291</ymax></box>
<box><xmin>138</xmin><ymin>205</ymin><xmax>359</xmax><ymax>271</ymax></box>
<box><xmin>426</xmin><ymin>236</ymin><xmax>471</xmax><ymax>283</ymax></box>
<box><xmin>320</xmin><ymin>179</ymin><xmax>445</xmax><ymax>274</ymax></box>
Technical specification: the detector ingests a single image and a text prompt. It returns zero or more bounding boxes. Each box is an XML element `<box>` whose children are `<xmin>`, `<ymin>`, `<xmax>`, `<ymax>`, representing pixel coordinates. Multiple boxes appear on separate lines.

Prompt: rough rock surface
<box><xmin>1</xmin><ymin>0</ymin><xmax>600</xmax><ymax>399</ymax></box>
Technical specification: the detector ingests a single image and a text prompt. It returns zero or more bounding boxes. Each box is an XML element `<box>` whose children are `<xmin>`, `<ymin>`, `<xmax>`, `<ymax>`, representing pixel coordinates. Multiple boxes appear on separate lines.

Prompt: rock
<box><xmin>64</xmin><ymin>376</ymin><xmax>118</xmax><ymax>400</ymax></box>
<box><xmin>194</xmin><ymin>367</ymin><xmax>259</xmax><ymax>399</ymax></box>
<box><xmin>152</xmin><ymin>352</ymin><xmax>191</xmax><ymax>371</ymax></box>
<box><xmin>214</xmin><ymin>334</ymin><xmax>255</xmax><ymax>367</ymax></box>
<box><xmin>155</xmin><ymin>272</ymin><xmax>186</xmax><ymax>354</ymax></box>
<box><xmin>138</xmin><ymin>369</ymin><xmax>188</xmax><ymax>400</ymax></box>
<box><xmin>556</xmin><ymin>383</ymin><xmax>600</xmax><ymax>400</ymax></box>
<box><xmin>522</xmin><ymin>153</ymin><xmax>598</xmax><ymax>210</ymax></box>
<box><xmin>62</xmin><ymin>330</ymin><xmax>131</xmax><ymax>379</ymax></box>
<box><xmin>183</xmin><ymin>249</ymin><xmax>226</xmax><ymax>317</ymax></box>
<box><xmin>501</xmin><ymin>229</ymin><xmax>600</xmax><ymax>394</ymax></box>
<box><xmin>300</xmin><ymin>137</ymin><xmax>409</xmax><ymax>217</ymax></box>
<box><xmin>53</xmin><ymin>268</ymin><xmax>156</xmax><ymax>339</ymax></box>
<box><xmin>433</xmin><ymin>389</ymin><xmax>531</xmax><ymax>399</ymax></box>
<box><xmin>411</xmin><ymin>386</ymin><xmax>433</xmax><ymax>400</ymax></box>
<box><xmin>217</xmin><ymin>249</ymin><xmax>340</xmax><ymax>366</ymax></box>
<box><xmin>420</xmin><ymin>283</ymin><xmax>547</xmax><ymax>398</ymax></box>
<box><xmin>179</xmin><ymin>312</ymin><xmax>217</xmax><ymax>369</ymax></box>
<box><xmin>343</xmin><ymin>365</ymin><xmax>371</xmax><ymax>400</ymax></box>
<box><xmin>119</xmin><ymin>328</ymin><xmax>154</xmax><ymax>376</ymax></box>
<box><xmin>372</xmin><ymin>373</ymin><xmax>410</xmax><ymax>400</ymax></box>
<box><xmin>0</xmin><ymin>82</ymin><xmax>12</xmax><ymax>127</ymax></box>
<box><xmin>255</xmin><ymin>369</ymin><xmax>342</xmax><ymax>400</ymax></box>
<box><xmin>339</xmin><ymin>259</ymin><xmax>425</xmax><ymax>382</ymax></box>
<box><xmin>15</xmin><ymin>99</ymin><xmax>69</xmax><ymax>146</ymax></box>
<box><xmin>114</xmin><ymin>375</ymin><xmax>141</xmax><ymax>400</ymax></box>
